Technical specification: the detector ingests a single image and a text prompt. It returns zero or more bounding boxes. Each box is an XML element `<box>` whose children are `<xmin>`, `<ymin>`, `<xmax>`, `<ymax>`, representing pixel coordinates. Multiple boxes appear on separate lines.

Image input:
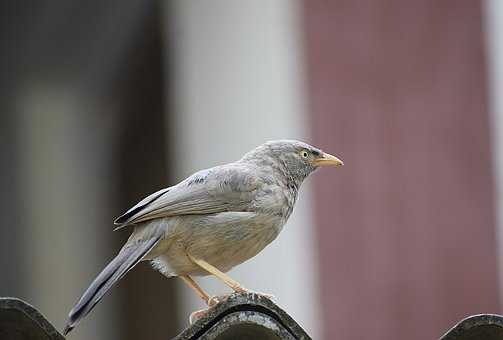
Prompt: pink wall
<box><xmin>303</xmin><ymin>1</ymin><xmax>500</xmax><ymax>339</ymax></box>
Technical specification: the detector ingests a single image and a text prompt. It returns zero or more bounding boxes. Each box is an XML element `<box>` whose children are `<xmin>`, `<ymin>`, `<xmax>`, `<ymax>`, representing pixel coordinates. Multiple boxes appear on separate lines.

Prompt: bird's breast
<box><xmin>253</xmin><ymin>182</ymin><xmax>297</xmax><ymax>222</ymax></box>
<box><xmin>151</xmin><ymin>211</ymin><xmax>285</xmax><ymax>276</ymax></box>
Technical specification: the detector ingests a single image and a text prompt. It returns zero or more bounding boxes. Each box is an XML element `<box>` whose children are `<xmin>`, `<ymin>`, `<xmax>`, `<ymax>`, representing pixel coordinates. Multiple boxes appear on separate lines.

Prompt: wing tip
<box><xmin>63</xmin><ymin>312</ymin><xmax>79</xmax><ymax>336</ymax></box>
<box><xmin>114</xmin><ymin>210</ymin><xmax>137</xmax><ymax>226</ymax></box>
<box><xmin>113</xmin><ymin>224</ymin><xmax>127</xmax><ymax>231</ymax></box>
<box><xmin>113</xmin><ymin>204</ymin><xmax>148</xmax><ymax>226</ymax></box>
<box><xmin>113</xmin><ymin>187</ymin><xmax>171</xmax><ymax>227</ymax></box>
<box><xmin>63</xmin><ymin>324</ymin><xmax>74</xmax><ymax>336</ymax></box>
<box><xmin>113</xmin><ymin>215</ymin><xmax>126</xmax><ymax>226</ymax></box>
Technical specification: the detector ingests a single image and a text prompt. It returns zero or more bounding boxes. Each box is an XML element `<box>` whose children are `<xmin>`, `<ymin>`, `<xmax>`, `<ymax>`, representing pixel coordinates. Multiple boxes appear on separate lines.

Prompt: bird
<box><xmin>63</xmin><ymin>140</ymin><xmax>343</xmax><ymax>334</ymax></box>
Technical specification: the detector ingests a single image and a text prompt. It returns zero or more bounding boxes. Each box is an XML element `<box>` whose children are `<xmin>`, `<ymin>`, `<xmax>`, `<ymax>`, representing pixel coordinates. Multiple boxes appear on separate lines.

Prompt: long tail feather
<box><xmin>63</xmin><ymin>236</ymin><xmax>160</xmax><ymax>335</ymax></box>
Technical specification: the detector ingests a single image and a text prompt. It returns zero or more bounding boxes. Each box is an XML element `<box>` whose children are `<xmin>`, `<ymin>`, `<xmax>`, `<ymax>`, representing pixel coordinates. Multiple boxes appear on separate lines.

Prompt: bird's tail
<box><xmin>63</xmin><ymin>236</ymin><xmax>161</xmax><ymax>335</ymax></box>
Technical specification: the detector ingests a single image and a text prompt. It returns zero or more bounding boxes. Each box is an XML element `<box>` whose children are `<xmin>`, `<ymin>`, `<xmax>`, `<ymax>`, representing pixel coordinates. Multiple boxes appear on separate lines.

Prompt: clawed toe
<box><xmin>253</xmin><ymin>291</ymin><xmax>275</xmax><ymax>300</ymax></box>
<box><xmin>189</xmin><ymin>290</ymin><xmax>274</xmax><ymax>324</ymax></box>
<box><xmin>208</xmin><ymin>293</ymin><xmax>232</xmax><ymax>306</ymax></box>
<box><xmin>189</xmin><ymin>295</ymin><xmax>231</xmax><ymax>324</ymax></box>
<box><xmin>189</xmin><ymin>308</ymin><xmax>209</xmax><ymax>324</ymax></box>
<box><xmin>206</xmin><ymin>294</ymin><xmax>223</xmax><ymax>306</ymax></box>
<box><xmin>259</xmin><ymin>292</ymin><xmax>275</xmax><ymax>300</ymax></box>
<box><xmin>207</xmin><ymin>296</ymin><xmax>219</xmax><ymax>306</ymax></box>
<box><xmin>235</xmin><ymin>287</ymin><xmax>275</xmax><ymax>300</ymax></box>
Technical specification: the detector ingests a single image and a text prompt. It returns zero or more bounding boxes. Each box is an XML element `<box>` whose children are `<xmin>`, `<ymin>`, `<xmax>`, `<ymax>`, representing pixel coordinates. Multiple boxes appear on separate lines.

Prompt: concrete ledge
<box><xmin>440</xmin><ymin>314</ymin><xmax>503</xmax><ymax>340</ymax></box>
<box><xmin>0</xmin><ymin>294</ymin><xmax>311</xmax><ymax>340</ymax></box>
<box><xmin>4</xmin><ymin>294</ymin><xmax>501</xmax><ymax>339</ymax></box>
<box><xmin>173</xmin><ymin>292</ymin><xmax>311</xmax><ymax>340</ymax></box>
<box><xmin>0</xmin><ymin>297</ymin><xmax>64</xmax><ymax>340</ymax></box>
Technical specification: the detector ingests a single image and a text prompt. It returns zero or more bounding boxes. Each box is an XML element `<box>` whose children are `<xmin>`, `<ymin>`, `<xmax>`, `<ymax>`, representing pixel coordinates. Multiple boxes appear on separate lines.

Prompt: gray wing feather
<box><xmin>114</xmin><ymin>164</ymin><xmax>260</xmax><ymax>227</ymax></box>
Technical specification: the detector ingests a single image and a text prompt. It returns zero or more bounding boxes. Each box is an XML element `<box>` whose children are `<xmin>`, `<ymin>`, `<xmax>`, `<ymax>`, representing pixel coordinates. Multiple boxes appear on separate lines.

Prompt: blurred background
<box><xmin>1</xmin><ymin>1</ymin><xmax>503</xmax><ymax>339</ymax></box>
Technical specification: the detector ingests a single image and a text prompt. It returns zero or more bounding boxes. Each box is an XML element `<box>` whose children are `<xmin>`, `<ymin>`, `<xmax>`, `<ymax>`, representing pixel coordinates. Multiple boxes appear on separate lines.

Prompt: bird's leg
<box><xmin>180</xmin><ymin>275</ymin><xmax>224</xmax><ymax>324</ymax></box>
<box><xmin>179</xmin><ymin>274</ymin><xmax>225</xmax><ymax>307</ymax></box>
<box><xmin>186</xmin><ymin>254</ymin><xmax>275</xmax><ymax>301</ymax></box>
<box><xmin>186</xmin><ymin>253</ymin><xmax>246</xmax><ymax>293</ymax></box>
<box><xmin>179</xmin><ymin>275</ymin><xmax>212</xmax><ymax>305</ymax></box>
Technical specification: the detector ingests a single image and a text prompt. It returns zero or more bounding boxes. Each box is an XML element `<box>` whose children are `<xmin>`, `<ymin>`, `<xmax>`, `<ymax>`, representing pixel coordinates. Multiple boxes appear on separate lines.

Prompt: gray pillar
<box><xmin>17</xmin><ymin>89</ymin><xmax>118</xmax><ymax>340</ymax></box>
<box><xmin>164</xmin><ymin>1</ymin><xmax>322</xmax><ymax>337</ymax></box>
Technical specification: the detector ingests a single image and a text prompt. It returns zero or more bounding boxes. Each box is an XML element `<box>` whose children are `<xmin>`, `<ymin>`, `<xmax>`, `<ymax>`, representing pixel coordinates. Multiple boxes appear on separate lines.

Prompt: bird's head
<box><xmin>242</xmin><ymin>140</ymin><xmax>343</xmax><ymax>184</ymax></box>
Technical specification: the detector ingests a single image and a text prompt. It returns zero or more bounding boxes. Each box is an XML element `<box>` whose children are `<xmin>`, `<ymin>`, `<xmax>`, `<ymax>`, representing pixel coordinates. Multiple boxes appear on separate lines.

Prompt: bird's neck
<box><xmin>239</xmin><ymin>146</ymin><xmax>307</xmax><ymax>189</ymax></box>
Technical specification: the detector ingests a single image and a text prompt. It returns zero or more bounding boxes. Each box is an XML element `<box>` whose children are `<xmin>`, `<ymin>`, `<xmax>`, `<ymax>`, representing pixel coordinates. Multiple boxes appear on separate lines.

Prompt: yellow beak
<box><xmin>313</xmin><ymin>152</ymin><xmax>344</xmax><ymax>166</ymax></box>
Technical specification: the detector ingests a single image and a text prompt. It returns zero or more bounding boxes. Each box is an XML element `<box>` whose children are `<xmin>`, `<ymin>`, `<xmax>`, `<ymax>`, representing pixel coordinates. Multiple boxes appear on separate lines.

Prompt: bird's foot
<box><xmin>189</xmin><ymin>308</ymin><xmax>209</xmax><ymax>324</ymax></box>
<box><xmin>189</xmin><ymin>290</ymin><xmax>274</xmax><ymax>324</ymax></box>
<box><xmin>189</xmin><ymin>295</ymin><xmax>230</xmax><ymax>324</ymax></box>
<box><xmin>252</xmin><ymin>291</ymin><xmax>275</xmax><ymax>300</ymax></box>
<box><xmin>207</xmin><ymin>294</ymin><xmax>231</xmax><ymax>307</ymax></box>
<box><xmin>235</xmin><ymin>287</ymin><xmax>275</xmax><ymax>300</ymax></box>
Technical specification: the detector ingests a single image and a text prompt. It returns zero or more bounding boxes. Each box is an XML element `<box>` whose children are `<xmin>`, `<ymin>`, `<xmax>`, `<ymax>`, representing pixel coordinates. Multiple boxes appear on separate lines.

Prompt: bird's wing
<box><xmin>113</xmin><ymin>164</ymin><xmax>261</xmax><ymax>228</ymax></box>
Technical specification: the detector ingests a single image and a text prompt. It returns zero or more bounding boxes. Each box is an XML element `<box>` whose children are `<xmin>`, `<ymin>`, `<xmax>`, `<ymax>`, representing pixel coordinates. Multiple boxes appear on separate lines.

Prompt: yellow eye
<box><xmin>301</xmin><ymin>151</ymin><xmax>309</xmax><ymax>158</ymax></box>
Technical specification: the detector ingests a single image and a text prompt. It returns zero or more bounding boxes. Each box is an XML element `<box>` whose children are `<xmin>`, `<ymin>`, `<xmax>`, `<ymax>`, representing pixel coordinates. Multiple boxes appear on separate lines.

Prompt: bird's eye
<box><xmin>301</xmin><ymin>151</ymin><xmax>309</xmax><ymax>158</ymax></box>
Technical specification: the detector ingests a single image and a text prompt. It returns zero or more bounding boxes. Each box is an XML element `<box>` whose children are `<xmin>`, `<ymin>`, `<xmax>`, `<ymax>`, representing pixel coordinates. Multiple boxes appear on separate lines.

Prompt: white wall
<box><xmin>484</xmin><ymin>0</ymin><xmax>503</xmax><ymax>304</ymax></box>
<box><xmin>17</xmin><ymin>86</ymin><xmax>119</xmax><ymax>340</ymax></box>
<box><xmin>164</xmin><ymin>1</ymin><xmax>321</xmax><ymax>337</ymax></box>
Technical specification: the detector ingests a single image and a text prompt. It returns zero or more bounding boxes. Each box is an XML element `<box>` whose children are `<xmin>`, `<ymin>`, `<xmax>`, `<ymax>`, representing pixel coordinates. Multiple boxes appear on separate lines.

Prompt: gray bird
<box><xmin>63</xmin><ymin>140</ymin><xmax>342</xmax><ymax>334</ymax></box>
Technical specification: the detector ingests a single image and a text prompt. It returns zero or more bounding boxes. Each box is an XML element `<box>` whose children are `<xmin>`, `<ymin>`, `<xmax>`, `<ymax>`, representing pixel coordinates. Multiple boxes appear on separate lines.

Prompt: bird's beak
<box><xmin>313</xmin><ymin>152</ymin><xmax>344</xmax><ymax>166</ymax></box>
